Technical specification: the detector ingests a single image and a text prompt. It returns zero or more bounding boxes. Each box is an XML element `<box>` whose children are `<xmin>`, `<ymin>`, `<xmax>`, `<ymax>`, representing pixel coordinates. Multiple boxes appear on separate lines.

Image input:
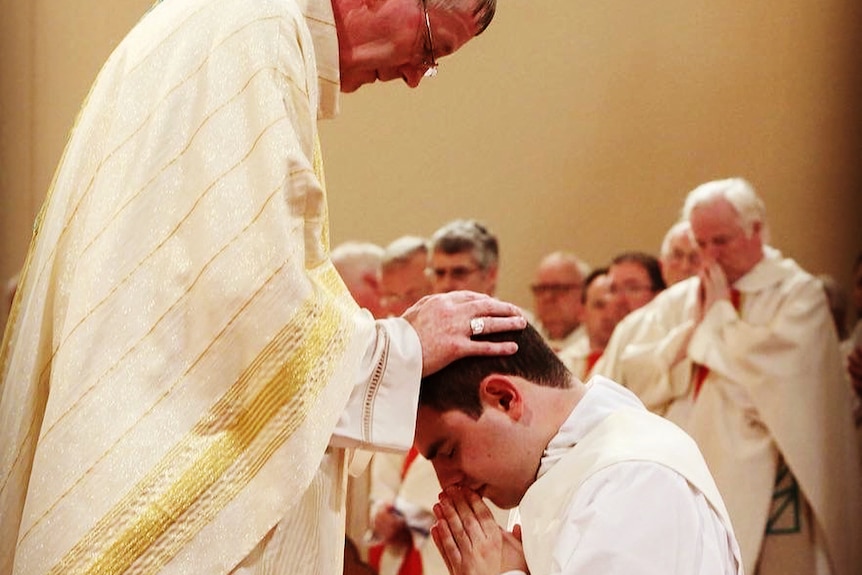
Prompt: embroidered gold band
<box><xmin>50</xmin><ymin>276</ymin><xmax>350</xmax><ymax>574</ymax></box>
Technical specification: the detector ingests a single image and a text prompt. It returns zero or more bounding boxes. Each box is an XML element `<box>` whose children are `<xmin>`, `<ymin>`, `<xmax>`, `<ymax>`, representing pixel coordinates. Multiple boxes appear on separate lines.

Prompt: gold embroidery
<box><xmin>363</xmin><ymin>324</ymin><xmax>389</xmax><ymax>443</ymax></box>
<box><xmin>49</xmin><ymin>287</ymin><xmax>351</xmax><ymax>574</ymax></box>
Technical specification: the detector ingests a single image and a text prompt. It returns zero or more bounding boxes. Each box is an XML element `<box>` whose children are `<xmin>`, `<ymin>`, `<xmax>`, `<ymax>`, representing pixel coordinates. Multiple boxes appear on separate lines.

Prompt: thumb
<box><xmin>512</xmin><ymin>524</ymin><xmax>523</xmax><ymax>542</ymax></box>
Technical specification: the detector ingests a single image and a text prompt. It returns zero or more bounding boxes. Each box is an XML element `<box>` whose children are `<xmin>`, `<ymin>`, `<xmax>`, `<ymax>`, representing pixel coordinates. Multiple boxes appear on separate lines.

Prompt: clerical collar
<box><xmin>537</xmin><ymin>377</ymin><xmax>644</xmax><ymax>479</ymax></box>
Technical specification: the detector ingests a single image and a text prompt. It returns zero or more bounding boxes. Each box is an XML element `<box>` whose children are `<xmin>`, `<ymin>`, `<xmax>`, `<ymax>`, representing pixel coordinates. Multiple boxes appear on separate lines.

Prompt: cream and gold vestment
<box><xmin>0</xmin><ymin>0</ymin><xmax>421</xmax><ymax>573</ymax></box>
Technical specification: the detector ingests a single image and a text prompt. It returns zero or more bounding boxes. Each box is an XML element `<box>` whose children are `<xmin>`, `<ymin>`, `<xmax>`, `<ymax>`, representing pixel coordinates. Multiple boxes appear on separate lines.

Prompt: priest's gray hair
<box><xmin>430</xmin><ymin>218</ymin><xmax>499</xmax><ymax>271</ymax></box>
<box><xmin>682</xmin><ymin>177</ymin><xmax>769</xmax><ymax>240</ymax></box>
<box><xmin>660</xmin><ymin>221</ymin><xmax>693</xmax><ymax>258</ymax></box>
<box><xmin>382</xmin><ymin>235</ymin><xmax>428</xmax><ymax>270</ymax></box>
<box><xmin>426</xmin><ymin>0</ymin><xmax>496</xmax><ymax>35</ymax></box>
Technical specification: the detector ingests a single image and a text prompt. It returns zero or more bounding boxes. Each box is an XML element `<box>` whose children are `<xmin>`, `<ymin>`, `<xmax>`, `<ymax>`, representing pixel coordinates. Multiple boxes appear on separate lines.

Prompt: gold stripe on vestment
<box><xmin>48</xmin><ymin>275</ymin><xmax>351</xmax><ymax>575</ymax></box>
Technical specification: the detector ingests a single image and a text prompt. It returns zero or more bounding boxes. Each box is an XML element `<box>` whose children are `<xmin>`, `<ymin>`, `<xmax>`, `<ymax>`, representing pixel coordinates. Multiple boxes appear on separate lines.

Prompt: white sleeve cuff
<box><xmin>331</xmin><ymin>317</ymin><xmax>422</xmax><ymax>451</ymax></box>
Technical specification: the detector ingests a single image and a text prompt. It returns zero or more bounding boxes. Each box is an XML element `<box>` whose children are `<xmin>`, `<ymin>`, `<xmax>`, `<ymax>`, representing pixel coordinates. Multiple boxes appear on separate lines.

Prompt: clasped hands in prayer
<box><xmin>696</xmin><ymin>259</ymin><xmax>732</xmax><ymax>323</ymax></box>
<box><xmin>670</xmin><ymin>259</ymin><xmax>733</xmax><ymax>367</ymax></box>
<box><xmin>431</xmin><ymin>487</ymin><xmax>527</xmax><ymax>575</ymax></box>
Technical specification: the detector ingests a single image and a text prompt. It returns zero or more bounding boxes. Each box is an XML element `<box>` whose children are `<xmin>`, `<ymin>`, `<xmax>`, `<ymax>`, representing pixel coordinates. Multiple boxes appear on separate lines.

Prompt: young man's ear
<box><xmin>478</xmin><ymin>375</ymin><xmax>523</xmax><ymax>420</ymax></box>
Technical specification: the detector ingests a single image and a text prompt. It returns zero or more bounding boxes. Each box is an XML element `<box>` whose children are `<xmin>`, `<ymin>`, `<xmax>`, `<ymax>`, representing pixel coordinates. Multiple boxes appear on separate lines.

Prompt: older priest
<box><xmin>0</xmin><ymin>0</ymin><xmax>518</xmax><ymax>574</ymax></box>
<box><xmin>598</xmin><ymin>178</ymin><xmax>861</xmax><ymax>575</ymax></box>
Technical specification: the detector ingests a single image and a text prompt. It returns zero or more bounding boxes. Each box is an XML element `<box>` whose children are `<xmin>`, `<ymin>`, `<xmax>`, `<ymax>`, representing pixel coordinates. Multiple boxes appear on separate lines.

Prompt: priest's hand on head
<box><xmin>401</xmin><ymin>291</ymin><xmax>526</xmax><ymax>377</ymax></box>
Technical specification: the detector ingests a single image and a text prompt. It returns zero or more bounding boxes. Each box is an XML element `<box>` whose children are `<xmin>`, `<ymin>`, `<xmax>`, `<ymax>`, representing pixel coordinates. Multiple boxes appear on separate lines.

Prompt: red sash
<box><xmin>584</xmin><ymin>349</ymin><xmax>603</xmax><ymax>380</ymax></box>
<box><xmin>368</xmin><ymin>446</ymin><xmax>424</xmax><ymax>575</ymax></box>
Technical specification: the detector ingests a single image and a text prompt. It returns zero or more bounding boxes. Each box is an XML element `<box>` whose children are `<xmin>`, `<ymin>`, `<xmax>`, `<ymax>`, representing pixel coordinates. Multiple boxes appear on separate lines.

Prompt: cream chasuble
<box><xmin>0</xmin><ymin>0</ymin><xmax>406</xmax><ymax>573</ymax></box>
<box><xmin>517</xmin><ymin>381</ymin><xmax>742</xmax><ymax>575</ymax></box>
<box><xmin>557</xmin><ymin>333</ymin><xmax>598</xmax><ymax>382</ymax></box>
<box><xmin>595</xmin><ymin>250</ymin><xmax>862</xmax><ymax>575</ymax></box>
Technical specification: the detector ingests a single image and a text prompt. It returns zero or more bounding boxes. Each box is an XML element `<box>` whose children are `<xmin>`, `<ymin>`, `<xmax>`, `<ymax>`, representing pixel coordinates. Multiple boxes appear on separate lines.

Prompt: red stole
<box><xmin>368</xmin><ymin>446</ymin><xmax>424</xmax><ymax>575</ymax></box>
<box><xmin>584</xmin><ymin>349</ymin><xmax>603</xmax><ymax>380</ymax></box>
<box><xmin>693</xmin><ymin>289</ymin><xmax>741</xmax><ymax>399</ymax></box>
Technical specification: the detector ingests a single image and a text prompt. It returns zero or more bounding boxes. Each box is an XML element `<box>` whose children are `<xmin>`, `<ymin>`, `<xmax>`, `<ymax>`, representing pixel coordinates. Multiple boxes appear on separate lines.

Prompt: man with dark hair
<box><xmin>607</xmin><ymin>251</ymin><xmax>665</xmax><ymax>315</ymax></box>
<box><xmin>415</xmin><ymin>325</ymin><xmax>742</xmax><ymax>574</ymax></box>
<box><xmin>558</xmin><ymin>267</ymin><xmax>622</xmax><ymax>379</ymax></box>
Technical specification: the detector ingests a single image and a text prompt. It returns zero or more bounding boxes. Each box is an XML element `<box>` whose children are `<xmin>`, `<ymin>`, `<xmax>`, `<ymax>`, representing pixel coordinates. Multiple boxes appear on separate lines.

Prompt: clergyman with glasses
<box><xmin>0</xmin><ymin>1</ymin><xmax>530</xmax><ymax>574</ymax></box>
<box><xmin>607</xmin><ymin>250</ymin><xmax>666</xmax><ymax>316</ymax></box>
<box><xmin>428</xmin><ymin>219</ymin><xmax>500</xmax><ymax>296</ymax></box>
<box><xmin>530</xmin><ymin>250</ymin><xmax>591</xmax><ymax>352</ymax></box>
<box><xmin>659</xmin><ymin>221</ymin><xmax>702</xmax><ymax>286</ymax></box>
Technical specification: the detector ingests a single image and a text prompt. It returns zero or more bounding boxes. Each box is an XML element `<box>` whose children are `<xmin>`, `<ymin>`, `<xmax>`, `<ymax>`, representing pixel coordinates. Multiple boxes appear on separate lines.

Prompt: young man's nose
<box><xmin>434</xmin><ymin>463</ymin><xmax>463</xmax><ymax>488</ymax></box>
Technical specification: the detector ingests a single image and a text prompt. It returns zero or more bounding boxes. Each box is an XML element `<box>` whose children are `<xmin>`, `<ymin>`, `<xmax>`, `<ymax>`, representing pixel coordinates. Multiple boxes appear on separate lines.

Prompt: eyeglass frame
<box><xmin>429</xmin><ymin>265</ymin><xmax>482</xmax><ymax>282</ymax></box>
<box><xmin>420</xmin><ymin>0</ymin><xmax>438</xmax><ymax>77</ymax></box>
<box><xmin>530</xmin><ymin>282</ymin><xmax>583</xmax><ymax>297</ymax></box>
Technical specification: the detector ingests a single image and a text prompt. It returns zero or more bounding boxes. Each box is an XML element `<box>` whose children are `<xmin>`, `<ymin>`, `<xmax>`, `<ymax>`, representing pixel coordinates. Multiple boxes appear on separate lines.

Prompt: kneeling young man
<box><xmin>415</xmin><ymin>325</ymin><xmax>743</xmax><ymax>575</ymax></box>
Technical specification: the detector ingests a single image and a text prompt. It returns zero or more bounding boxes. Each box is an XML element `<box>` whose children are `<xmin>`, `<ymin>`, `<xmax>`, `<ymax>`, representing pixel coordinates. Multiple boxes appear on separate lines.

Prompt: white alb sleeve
<box><xmin>330</xmin><ymin>316</ymin><xmax>423</xmax><ymax>451</ymax></box>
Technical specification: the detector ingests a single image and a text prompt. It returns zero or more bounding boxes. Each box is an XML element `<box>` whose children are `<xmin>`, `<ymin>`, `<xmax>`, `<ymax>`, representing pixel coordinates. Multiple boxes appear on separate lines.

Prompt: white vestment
<box><xmin>0</xmin><ymin>1</ymin><xmax>421</xmax><ymax>574</ymax></box>
<box><xmin>373</xmin><ymin>455</ymin><xmax>448</xmax><ymax>575</ymax></box>
<box><xmin>595</xmin><ymin>249</ymin><xmax>862</xmax><ymax>575</ymax></box>
<box><xmin>509</xmin><ymin>377</ymin><xmax>742</xmax><ymax>575</ymax></box>
<box><xmin>538</xmin><ymin>322</ymin><xmax>585</xmax><ymax>354</ymax></box>
<box><xmin>557</xmin><ymin>333</ymin><xmax>600</xmax><ymax>381</ymax></box>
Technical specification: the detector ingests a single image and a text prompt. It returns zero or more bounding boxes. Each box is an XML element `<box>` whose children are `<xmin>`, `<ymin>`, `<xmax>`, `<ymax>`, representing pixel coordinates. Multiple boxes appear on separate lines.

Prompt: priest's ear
<box><xmin>478</xmin><ymin>375</ymin><xmax>523</xmax><ymax>420</ymax></box>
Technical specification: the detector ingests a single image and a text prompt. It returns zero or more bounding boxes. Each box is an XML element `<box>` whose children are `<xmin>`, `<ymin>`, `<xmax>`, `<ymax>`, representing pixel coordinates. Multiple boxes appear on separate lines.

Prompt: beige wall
<box><xmin>0</xmin><ymin>0</ymin><xmax>155</xmax><ymax>326</ymax></box>
<box><xmin>2</xmin><ymin>0</ymin><xmax>860</xmax><ymax>322</ymax></box>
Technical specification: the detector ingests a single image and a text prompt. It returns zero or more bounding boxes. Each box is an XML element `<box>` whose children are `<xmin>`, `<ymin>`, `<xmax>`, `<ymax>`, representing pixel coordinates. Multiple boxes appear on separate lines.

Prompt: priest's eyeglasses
<box><xmin>421</xmin><ymin>0</ymin><xmax>438</xmax><ymax>77</ymax></box>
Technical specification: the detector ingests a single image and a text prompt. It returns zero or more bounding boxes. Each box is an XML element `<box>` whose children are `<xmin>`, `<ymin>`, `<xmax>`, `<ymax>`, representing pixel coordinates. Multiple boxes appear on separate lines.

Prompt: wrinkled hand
<box><xmin>402</xmin><ymin>291</ymin><xmax>527</xmax><ymax>377</ymax></box>
<box><xmin>371</xmin><ymin>503</ymin><xmax>411</xmax><ymax>547</ymax></box>
<box><xmin>430</xmin><ymin>487</ymin><xmax>527</xmax><ymax>575</ymax></box>
<box><xmin>697</xmin><ymin>261</ymin><xmax>730</xmax><ymax>322</ymax></box>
